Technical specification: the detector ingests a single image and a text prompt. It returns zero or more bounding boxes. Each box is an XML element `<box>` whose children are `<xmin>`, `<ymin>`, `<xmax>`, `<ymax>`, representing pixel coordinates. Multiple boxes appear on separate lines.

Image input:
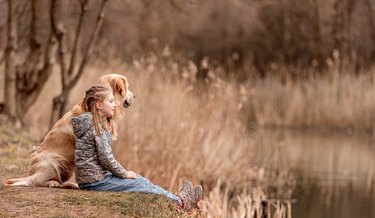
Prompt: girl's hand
<box><xmin>126</xmin><ymin>171</ymin><xmax>137</xmax><ymax>179</ymax></box>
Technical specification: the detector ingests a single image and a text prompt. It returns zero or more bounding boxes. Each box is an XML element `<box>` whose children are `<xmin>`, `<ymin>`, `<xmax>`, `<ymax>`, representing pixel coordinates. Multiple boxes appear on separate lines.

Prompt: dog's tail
<box><xmin>4</xmin><ymin>176</ymin><xmax>33</xmax><ymax>187</ymax></box>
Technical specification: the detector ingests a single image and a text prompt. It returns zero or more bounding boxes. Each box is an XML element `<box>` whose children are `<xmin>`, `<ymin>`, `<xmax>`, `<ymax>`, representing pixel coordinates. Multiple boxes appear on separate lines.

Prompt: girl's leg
<box><xmin>81</xmin><ymin>174</ymin><xmax>181</xmax><ymax>205</ymax></box>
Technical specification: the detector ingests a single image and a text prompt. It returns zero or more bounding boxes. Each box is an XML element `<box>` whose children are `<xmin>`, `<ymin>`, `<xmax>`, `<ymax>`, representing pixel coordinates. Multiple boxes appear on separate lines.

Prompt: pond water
<box><xmin>252</xmin><ymin>129</ymin><xmax>375</xmax><ymax>218</ymax></box>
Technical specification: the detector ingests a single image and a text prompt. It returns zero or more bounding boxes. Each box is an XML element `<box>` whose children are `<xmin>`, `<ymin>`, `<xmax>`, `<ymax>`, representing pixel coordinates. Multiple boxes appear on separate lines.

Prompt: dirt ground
<box><xmin>0</xmin><ymin>118</ymin><xmax>189</xmax><ymax>218</ymax></box>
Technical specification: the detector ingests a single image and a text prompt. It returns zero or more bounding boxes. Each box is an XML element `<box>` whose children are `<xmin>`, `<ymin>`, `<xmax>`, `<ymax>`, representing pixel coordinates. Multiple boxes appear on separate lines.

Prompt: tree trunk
<box><xmin>49</xmin><ymin>91</ymin><xmax>68</xmax><ymax>128</ymax></box>
<box><xmin>16</xmin><ymin>0</ymin><xmax>57</xmax><ymax>117</ymax></box>
<box><xmin>4</xmin><ymin>0</ymin><xmax>18</xmax><ymax>119</ymax></box>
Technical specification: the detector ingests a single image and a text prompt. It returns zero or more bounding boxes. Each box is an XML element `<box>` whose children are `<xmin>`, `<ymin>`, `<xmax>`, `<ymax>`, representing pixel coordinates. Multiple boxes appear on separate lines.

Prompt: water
<box><xmin>252</xmin><ymin>129</ymin><xmax>375</xmax><ymax>218</ymax></box>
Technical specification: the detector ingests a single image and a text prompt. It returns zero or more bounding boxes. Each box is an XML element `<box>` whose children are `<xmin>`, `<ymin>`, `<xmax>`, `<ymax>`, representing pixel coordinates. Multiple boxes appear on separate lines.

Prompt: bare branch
<box><xmin>68</xmin><ymin>0</ymin><xmax>108</xmax><ymax>90</ymax></box>
<box><xmin>169</xmin><ymin>0</ymin><xmax>183</xmax><ymax>12</ymax></box>
<box><xmin>67</xmin><ymin>0</ymin><xmax>89</xmax><ymax>78</ymax></box>
<box><xmin>51</xmin><ymin>0</ymin><xmax>68</xmax><ymax>89</ymax></box>
<box><xmin>0</xmin><ymin>53</ymin><xmax>4</xmax><ymax>65</ymax></box>
<box><xmin>168</xmin><ymin>0</ymin><xmax>194</xmax><ymax>13</ymax></box>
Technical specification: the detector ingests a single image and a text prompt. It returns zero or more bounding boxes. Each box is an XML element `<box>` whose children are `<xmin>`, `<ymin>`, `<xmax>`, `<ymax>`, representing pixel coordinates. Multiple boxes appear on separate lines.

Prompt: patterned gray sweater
<box><xmin>72</xmin><ymin>112</ymin><xmax>128</xmax><ymax>184</ymax></box>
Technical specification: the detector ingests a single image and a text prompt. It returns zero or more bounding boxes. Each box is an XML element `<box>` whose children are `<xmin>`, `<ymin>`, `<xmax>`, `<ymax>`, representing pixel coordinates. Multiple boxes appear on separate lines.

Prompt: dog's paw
<box><xmin>46</xmin><ymin>180</ymin><xmax>61</xmax><ymax>188</ymax></box>
<box><xmin>62</xmin><ymin>182</ymin><xmax>79</xmax><ymax>189</ymax></box>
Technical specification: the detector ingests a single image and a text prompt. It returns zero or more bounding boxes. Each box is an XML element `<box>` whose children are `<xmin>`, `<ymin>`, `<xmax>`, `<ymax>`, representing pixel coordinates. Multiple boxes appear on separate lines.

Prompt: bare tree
<box><xmin>2</xmin><ymin>0</ymin><xmax>108</xmax><ymax>127</ymax></box>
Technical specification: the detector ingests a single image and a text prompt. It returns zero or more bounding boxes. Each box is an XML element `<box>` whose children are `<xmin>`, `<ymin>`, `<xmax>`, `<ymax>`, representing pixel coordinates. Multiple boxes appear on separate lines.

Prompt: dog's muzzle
<box><xmin>123</xmin><ymin>96</ymin><xmax>135</xmax><ymax>108</ymax></box>
<box><xmin>123</xmin><ymin>90</ymin><xmax>135</xmax><ymax>108</ymax></box>
<box><xmin>123</xmin><ymin>100</ymin><xmax>131</xmax><ymax>108</ymax></box>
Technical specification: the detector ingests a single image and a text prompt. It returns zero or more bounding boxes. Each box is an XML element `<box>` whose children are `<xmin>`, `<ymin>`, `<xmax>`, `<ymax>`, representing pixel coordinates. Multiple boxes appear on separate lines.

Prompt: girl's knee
<box><xmin>136</xmin><ymin>176</ymin><xmax>149</xmax><ymax>184</ymax></box>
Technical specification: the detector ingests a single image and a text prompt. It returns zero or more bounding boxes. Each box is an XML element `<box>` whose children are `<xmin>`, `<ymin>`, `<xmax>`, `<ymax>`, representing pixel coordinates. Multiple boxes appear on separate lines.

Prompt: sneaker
<box><xmin>176</xmin><ymin>181</ymin><xmax>194</xmax><ymax>210</ymax></box>
<box><xmin>192</xmin><ymin>185</ymin><xmax>203</xmax><ymax>207</ymax></box>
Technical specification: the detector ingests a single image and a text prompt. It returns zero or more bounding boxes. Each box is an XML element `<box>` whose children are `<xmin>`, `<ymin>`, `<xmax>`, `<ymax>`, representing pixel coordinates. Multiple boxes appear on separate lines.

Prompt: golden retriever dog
<box><xmin>5</xmin><ymin>74</ymin><xmax>135</xmax><ymax>188</ymax></box>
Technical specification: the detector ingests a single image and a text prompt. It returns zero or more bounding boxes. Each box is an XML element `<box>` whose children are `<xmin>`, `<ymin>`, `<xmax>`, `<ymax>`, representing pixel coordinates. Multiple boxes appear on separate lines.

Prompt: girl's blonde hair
<box><xmin>81</xmin><ymin>85</ymin><xmax>111</xmax><ymax>136</ymax></box>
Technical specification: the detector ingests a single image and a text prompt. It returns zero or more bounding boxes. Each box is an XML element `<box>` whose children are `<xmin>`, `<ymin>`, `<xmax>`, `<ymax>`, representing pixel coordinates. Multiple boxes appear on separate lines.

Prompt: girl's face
<box><xmin>97</xmin><ymin>92</ymin><xmax>116</xmax><ymax>117</ymax></box>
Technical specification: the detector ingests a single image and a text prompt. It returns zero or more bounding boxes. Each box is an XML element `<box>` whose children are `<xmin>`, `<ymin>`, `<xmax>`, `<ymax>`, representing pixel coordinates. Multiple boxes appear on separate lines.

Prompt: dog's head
<box><xmin>95</xmin><ymin>74</ymin><xmax>135</xmax><ymax>140</ymax></box>
<box><xmin>96</xmin><ymin>74</ymin><xmax>135</xmax><ymax>111</ymax></box>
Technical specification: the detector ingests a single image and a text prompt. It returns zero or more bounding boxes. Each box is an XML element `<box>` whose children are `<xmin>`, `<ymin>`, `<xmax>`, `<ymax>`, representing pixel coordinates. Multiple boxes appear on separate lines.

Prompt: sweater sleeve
<box><xmin>94</xmin><ymin>133</ymin><xmax>128</xmax><ymax>179</ymax></box>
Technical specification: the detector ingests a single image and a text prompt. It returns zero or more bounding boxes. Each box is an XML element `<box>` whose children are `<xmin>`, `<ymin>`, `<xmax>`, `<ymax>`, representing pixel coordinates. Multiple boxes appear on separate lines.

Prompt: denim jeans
<box><xmin>79</xmin><ymin>173</ymin><xmax>181</xmax><ymax>206</ymax></box>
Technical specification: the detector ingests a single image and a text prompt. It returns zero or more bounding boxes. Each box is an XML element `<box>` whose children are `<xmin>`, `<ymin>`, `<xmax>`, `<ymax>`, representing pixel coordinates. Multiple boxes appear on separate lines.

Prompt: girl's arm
<box><xmin>94</xmin><ymin>134</ymin><xmax>128</xmax><ymax>179</ymax></box>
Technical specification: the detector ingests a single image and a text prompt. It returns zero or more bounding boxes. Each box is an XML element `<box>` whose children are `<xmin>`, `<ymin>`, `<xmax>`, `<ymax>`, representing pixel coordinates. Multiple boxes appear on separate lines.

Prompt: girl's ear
<box><xmin>96</xmin><ymin>102</ymin><xmax>102</xmax><ymax>110</ymax></box>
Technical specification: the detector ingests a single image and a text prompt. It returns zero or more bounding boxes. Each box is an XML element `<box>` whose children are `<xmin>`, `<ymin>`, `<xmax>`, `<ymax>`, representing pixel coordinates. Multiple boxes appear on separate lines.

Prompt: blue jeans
<box><xmin>79</xmin><ymin>174</ymin><xmax>181</xmax><ymax>206</ymax></box>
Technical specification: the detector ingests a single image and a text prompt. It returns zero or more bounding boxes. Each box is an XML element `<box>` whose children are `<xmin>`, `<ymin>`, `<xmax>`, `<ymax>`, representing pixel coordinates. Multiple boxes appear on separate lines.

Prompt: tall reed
<box><xmin>248</xmin><ymin>66</ymin><xmax>375</xmax><ymax>131</ymax></box>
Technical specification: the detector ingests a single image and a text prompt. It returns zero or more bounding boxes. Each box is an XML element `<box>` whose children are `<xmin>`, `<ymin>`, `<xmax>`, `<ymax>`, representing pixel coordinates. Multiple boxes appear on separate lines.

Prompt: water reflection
<box><xmin>252</xmin><ymin>129</ymin><xmax>375</xmax><ymax>218</ymax></box>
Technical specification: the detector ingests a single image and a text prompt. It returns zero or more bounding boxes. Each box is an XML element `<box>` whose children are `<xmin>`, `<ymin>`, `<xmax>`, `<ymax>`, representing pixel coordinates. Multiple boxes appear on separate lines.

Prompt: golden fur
<box><xmin>5</xmin><ymin>74</ymin><xmax>135</xmax><ymax>188</ymax></box>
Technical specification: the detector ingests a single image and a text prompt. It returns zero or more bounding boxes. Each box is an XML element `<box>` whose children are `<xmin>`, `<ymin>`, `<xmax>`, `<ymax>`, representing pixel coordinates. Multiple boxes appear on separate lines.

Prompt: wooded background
<box><xmin>0</xmin><ymin>0</ymin><xmax>374</xmax><ymax>126</ymax></box>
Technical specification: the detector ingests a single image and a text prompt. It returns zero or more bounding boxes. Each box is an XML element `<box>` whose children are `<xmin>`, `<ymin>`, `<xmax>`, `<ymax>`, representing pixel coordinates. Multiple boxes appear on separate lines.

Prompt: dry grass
<box><xmin>249</xmin><ymin>66</ymin><xmax>375</xmax><ymax>130</ymax></box>
<box><xmin>19</xmin><ymin>51</ymin><xmax>364</xmax><ymax>217</ymax></box>
<box><xmin>0</xmin><ymin>186</ymin><xmax>187</xmax><ymax>218</ymax></box>
<box><xmin>21</xmin><ymin>50</ymin><xmax>375</xmax><ymax>217</ymax></box>
<box><xmin>105</xmin><ymin>54</ymin><xmax>294</xmax><ymax>217</ymax></box>
<box><xmin>200</xmin><ymin>180</ymin><xmax>292</xmax><ymax>218</ymax></box>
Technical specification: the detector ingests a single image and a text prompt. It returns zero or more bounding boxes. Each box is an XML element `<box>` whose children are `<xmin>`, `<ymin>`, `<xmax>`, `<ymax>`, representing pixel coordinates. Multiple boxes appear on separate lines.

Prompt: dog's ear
<box><xmin>114</xmin><ymin>77</ymin><xmax>127</xmax><ymax>97</ymax></box>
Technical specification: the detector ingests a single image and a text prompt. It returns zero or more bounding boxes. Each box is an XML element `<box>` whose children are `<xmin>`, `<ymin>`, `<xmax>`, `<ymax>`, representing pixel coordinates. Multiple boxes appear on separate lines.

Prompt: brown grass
<box><xmin>22</xmin><ymin>50</ymin><xmax>375</xmax><ymax>216</ymax></box>
<box><xmin>248</xmin><ymin>66</ymin><xmax>375</xmax><ymax>130</ymax></box>
<box><xmin>34</xmin><ymin>51</ymin><xmax>375</xmax><ymax>217</ymax></box>
<box><xmin>0</xmin><ymin>186</ymin><xmax>187</xmax><ymax>217</ymax></box>
<box><xmin>105</xmin><ymin>54</ymin><xmax>294</xmax><ymax>216</ymax></box>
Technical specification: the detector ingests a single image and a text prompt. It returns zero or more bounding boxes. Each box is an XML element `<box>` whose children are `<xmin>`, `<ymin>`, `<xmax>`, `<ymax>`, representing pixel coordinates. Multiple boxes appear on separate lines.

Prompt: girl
<box><xmin>72</xmin><ymin>86</ymin><xmax>202</xmax><ymax>210</ymax></box>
